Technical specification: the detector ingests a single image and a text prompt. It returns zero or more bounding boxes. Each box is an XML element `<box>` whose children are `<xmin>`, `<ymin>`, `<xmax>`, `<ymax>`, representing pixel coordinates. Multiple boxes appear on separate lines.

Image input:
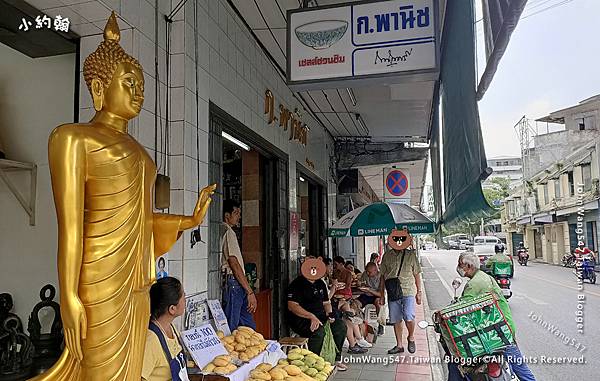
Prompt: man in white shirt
<box><xmin>221</xmin><ymin>200</ymin><xmax>257</xmax><ymax>331</ymax></box>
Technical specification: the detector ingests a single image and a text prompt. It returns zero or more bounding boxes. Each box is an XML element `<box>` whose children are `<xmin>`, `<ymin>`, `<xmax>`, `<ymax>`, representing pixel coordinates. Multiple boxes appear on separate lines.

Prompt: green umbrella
<box><xmin>328</xmin><ymin>202</ymin><xmax>434</xmax><ymax>237</ymax></box>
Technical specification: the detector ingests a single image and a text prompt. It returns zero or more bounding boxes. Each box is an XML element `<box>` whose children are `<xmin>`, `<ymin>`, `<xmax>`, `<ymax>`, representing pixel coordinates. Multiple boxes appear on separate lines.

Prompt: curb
<box><xmin>420</xmin><ymin>278</ymin><xmax>444</xmax><ymax>381</ymax></box>
<box><xmin>531</xmin><ymin>258</ymin><xmax>600</xmax><ymax>272</ymax></box>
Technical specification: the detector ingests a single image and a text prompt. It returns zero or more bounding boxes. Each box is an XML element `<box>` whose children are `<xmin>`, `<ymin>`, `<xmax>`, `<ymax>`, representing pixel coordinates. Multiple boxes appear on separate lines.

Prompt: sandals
<box><xmin>336</xmin><ymin>362</ymin><xmax>348</xmax><ymax>371</ymax></box>
<box><xmin>387</xmin><ymin>346</ymin><xmax>404</xmax><ymax>354</ymax></box>
<box><xmin>407</xmin><ymin>340</ymin><xmax>416</xmax><ymax>353</ymax></box>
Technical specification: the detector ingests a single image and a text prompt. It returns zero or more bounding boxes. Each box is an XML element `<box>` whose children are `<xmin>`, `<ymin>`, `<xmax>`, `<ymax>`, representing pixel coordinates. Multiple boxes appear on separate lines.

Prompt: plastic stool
<box><xmin>279</xmin><ymin>337</ymin><xmax>309</xmax><ymax>354</ymax></box>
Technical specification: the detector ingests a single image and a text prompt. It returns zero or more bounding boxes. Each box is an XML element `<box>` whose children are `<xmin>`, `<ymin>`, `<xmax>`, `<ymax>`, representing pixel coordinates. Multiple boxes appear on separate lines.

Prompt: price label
<box><xmin>181</xmin><ymin>323</ymin><xmax>228</xmax><ymax>369</ymax></box>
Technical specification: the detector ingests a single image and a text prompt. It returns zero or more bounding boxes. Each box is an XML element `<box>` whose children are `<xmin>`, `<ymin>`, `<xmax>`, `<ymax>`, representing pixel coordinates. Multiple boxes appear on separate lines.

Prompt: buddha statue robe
<box><xmin>31</xmin><ymin>124</ymin><xmax>184</xmax><ymax>381</ymax></box>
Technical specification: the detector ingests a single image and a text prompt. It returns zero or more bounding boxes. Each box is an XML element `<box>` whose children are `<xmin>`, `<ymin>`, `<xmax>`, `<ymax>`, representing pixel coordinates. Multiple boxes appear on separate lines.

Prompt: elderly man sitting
<box><xmin>357</xmin><ymin>262</ymin><xmax>385</xmax><ymax>336</ymax></box>
<box><xmin>447</xmin><ymin>252</ymin><xmax>536</xmax><ymax>381</ymax></box>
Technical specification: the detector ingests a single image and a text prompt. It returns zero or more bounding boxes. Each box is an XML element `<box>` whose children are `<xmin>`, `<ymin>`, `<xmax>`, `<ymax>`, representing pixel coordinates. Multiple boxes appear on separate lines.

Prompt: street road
<box><xmin>421</xmin><ymin>249</ymin><xmax>599</xmax><ymax>380</ymax></box>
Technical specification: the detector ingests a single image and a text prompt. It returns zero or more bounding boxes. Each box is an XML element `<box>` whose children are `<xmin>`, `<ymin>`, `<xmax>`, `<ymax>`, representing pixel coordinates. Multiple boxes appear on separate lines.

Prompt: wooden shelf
<box><xmin>0</xmin><ymin>159</ymin><xmax>37</xmax><ymax>225</ymax></box>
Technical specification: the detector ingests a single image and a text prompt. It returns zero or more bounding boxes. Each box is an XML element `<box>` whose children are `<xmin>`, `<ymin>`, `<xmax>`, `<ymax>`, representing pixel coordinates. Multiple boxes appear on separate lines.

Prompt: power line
<box><xmin>524</xmin><ymin>0</ymin><xmax>557</xmax><ymax>12</ymax></box>
<box><xmin>522</xmin><ymin>0</ymin><xmax>576</xmax><ymax>20</ymax></box>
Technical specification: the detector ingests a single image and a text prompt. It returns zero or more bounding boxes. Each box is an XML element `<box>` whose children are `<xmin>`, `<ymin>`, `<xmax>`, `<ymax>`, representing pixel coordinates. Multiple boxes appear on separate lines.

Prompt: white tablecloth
<box><xmin>190</xmin><ymin>341</ymin><xmax>286</xmax><ymax>381</ymax></box>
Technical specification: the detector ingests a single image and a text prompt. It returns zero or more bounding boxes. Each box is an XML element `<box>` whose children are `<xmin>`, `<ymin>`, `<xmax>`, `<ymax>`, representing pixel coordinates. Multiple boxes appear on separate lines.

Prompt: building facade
<box><xmin>0</xmin><ymin>0</ymin><xmax>336</xmax><ymax>338</ymax></box>
<box><xmin>502</xmin><ymin>95</ymin><xmax>600</xmax><ymax>260</ymax></box>
<box><xmin>484</xmin><ymin>155</ymin><xmax>523</xmax><ymax>189</ymax></box>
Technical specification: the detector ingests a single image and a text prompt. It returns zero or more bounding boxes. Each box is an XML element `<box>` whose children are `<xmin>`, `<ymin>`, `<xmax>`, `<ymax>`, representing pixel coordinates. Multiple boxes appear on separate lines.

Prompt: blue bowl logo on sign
<box><xmin>295</xmin><ymin>20</ymin><xmax>348</xmax><ymax>50</ymax></box>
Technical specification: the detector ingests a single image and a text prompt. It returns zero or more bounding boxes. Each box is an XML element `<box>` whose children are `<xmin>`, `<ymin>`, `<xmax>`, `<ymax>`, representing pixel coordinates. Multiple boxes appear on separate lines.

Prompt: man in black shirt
<box><xmin>287</xmin><ymin>257</ymin><xmax>348</xmax><ymax>369</ymax></box>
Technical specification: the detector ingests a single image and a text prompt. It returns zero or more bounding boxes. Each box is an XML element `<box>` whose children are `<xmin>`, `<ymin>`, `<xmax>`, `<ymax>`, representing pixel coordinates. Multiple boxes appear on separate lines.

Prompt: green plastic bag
<box><xmin>438</xmin><ymin>292</ymin><xmax>514</xmax><ymax>359</ymax></box>
<box><xmin>492</xmin><ymin>261</ymin><xmax>512</xmax><ymax>276</ymax></box>
<box><xmin>320</xmin><ymin>321</ymin><xmax>337</xmax><ymax>364</ymax></box>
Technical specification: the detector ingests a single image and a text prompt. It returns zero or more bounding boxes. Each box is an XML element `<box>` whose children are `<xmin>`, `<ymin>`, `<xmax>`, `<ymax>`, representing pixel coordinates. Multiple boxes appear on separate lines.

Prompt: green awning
<box><xmin>439</xmin><ymin>0</ymin><xmax>494</xmax><ymax>226</ymax></box>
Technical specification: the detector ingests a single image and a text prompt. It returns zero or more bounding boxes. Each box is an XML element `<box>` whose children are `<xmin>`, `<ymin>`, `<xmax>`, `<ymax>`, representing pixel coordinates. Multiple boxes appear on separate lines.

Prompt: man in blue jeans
<box><xmin>221</xmin><ymin>200</ymin><xmax>256</xmax><ymax>331</ymax></box>
<box><xmin>447</xmin><ymin>253</ymin><xmax>536</xmax><ymax>380</ymax></box>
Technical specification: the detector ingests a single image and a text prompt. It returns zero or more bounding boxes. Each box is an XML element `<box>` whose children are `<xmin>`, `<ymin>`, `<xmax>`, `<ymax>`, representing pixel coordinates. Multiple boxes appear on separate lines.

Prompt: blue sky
<box><xmin>476</xmin><ymin>0</ymin><xmax>600</xmax><ymax>158</ymax></box>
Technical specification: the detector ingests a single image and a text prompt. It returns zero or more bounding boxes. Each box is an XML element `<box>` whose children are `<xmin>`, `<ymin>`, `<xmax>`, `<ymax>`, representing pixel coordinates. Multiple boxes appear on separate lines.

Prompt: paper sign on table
<box><xmin>207</xmin><ymin>299</ymin><xmax>231</xmax><ymax>336</ymax></box>
<box><xmin>266</xmin><ymin>341</ymin><xmax>280</xmax><ymax>353</ymax></box>
<box><xmin>181</xmin><ymin>323</ymin><xmax>228</xmax><ymax>369</ymax></box>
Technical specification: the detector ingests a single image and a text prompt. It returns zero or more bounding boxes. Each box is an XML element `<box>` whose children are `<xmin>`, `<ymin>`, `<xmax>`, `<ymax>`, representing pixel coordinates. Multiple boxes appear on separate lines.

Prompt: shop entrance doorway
<box><xmin>534</xmin><ymin>229</ymin><xmax>543</xmax><ymax>259</ymax></box>
<box><xmin>208</xmin><ymin>103</ymin><xmax>289</xmax><ymax>339</ymax></box>
<box><xmin>293</xmin><ymin>168</ymin><xmax>326</xmax><ymax>278</ymax></box>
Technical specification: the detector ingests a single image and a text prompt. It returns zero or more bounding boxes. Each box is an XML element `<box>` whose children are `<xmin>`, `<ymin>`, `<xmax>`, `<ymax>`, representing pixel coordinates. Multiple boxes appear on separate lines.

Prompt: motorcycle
<box><xmin>418</xmin><ymin>278</ymin><xmax>514</xmax><ymax>380</ymax></box>
<box><xmin>562</xmin><ymin>252</ymin><xmax>576</xmax><ymax>268</ymax></box>
<box><xmin>517</xmin><ymin>248</ymin><xmax>529</xmax><ymax>266</ymax></box>
<box><xmin>494</xmin><ymin>274</ymin><xmax>512</xmax><ymax>299</ymax></box>
<box><xmin>490</xmin><ymin>263</ymin><xmax>512</xmax><ymax>300</ymax></box>
<box><xmin>576</xmin><ymin>254</ymin><xmax>597</xmax><ymax>284</ymax></box>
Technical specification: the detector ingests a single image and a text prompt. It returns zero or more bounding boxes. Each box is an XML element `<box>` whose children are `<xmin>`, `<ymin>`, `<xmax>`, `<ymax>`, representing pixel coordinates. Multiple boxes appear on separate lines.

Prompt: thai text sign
<box><xmin>207</xmin><ymin>299</ymin><xmax>231</xmax><ymax>336</ymax></box>
<box><xmin>287</xmin><ymin>0</ymin><xmax>437</xmax><ymax>84</ymax></box>
<box><xmin>182</xmin><ymin>323</ymin><xmax>228</xmax><ymax>369</ymax></box>
<box><xmin>264</xmin><ymin>90</ymin><xmax>309</xmax><ymax>145</ymax></box>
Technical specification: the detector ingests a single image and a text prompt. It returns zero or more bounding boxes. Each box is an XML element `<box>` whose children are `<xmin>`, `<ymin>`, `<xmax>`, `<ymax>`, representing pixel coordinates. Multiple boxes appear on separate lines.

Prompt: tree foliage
<box><xmin>483</xmin><ymin>177</ymin><xmax>511</xmax><ymax>208</ymax></box>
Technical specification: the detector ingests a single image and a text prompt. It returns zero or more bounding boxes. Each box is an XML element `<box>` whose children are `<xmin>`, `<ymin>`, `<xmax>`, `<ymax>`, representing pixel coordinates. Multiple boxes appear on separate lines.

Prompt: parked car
<box><xmin>425</xmin><ymin>243</ymin><xmax>436</xmax><ymax>250</ymax></box>
<box><xmin>448</xmin><ymin>240</ymin><xmax>460</xmax><ymax>250</ymax></box>
<box><xmin>458</xmin><ymin>239</ymin><xmax>471</xmax><ymax>251</ymax></box>
<box><xmin>473</xmin><ymin>236</ymin><xmax>514</xmax><ymax>277</ymax></box>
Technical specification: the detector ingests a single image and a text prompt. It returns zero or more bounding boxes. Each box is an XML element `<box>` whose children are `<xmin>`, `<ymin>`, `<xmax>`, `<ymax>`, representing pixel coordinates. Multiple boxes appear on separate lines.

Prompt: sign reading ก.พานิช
<box><xmin>287</xmin><ymin>0</ymin><xmax>437</xmax><ymax>85</ymax></box>
<box><xmin>264</xmin><ymin>89</ymin><xmax>309</xmax><ymax>146</ymax></box>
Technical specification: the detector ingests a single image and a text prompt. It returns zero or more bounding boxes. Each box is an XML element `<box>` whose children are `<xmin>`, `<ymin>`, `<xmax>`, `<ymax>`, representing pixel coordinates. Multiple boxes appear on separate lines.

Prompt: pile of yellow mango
<box><xmin>201</xmin><ymin>354</ymin><xmax>238</xmax><ymax>375</ymax></box>
<box><xmin>245</xmin><ymin>349</ymin><xmax>334</xmax><ymax>381</ymax></box>
<box><xmin>218</xmin><ymin>326</ymin><xmax>269</xmax><ymax>362</ymax></box>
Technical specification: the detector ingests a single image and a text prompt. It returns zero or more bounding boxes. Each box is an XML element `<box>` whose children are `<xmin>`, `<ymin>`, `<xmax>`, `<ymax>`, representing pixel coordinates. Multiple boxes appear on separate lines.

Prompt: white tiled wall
<box><xmin>36</xmin><ymin>0</ymin><xmax>336</xmax><ymax>296</ymax></box>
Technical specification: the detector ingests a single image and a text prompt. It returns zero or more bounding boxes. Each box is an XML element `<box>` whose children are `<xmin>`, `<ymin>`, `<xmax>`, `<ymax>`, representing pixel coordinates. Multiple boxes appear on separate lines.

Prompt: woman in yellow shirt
<box><xmin>142</xmin><ymin>277</ymin><xmax>189</xmax><ymax>381</ymax></box>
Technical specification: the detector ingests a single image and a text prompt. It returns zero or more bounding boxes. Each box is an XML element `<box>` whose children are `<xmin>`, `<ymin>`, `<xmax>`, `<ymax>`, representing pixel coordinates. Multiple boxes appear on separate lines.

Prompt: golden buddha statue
<box><xmin>31</xmin><ymin>12</ymin><xmax>216</xmax><ymax>381</ymax></box>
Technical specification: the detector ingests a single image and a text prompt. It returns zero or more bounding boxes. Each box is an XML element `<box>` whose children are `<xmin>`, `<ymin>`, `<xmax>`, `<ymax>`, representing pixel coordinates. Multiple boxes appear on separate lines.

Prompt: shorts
<box><xmin>388</xmin><ymin>296</ymin><xmax>416</xmax><ymax>323</ymax></box>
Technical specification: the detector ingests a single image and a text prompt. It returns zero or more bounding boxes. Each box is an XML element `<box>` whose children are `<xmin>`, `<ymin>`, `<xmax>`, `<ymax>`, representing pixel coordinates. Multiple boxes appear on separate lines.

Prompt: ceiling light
<box><xmin>346</xmin><ymin>88</ymin><xmax>357</xmax><ymax>106</ymax></box>
<box><xmin>299</xmin><ymin>176</ymin><xmax>306</xmax><ymax>182</ymax></box>
<box><xmin>222</xmin><ymin>132</ymin><xmax>250</xmax><ymax>151</ymax></box>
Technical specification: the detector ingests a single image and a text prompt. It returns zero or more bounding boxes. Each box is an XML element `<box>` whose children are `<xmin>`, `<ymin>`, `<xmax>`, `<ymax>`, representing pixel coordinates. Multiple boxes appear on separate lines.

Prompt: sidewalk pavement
<box><xmin>331</xmin><ymin>298</ymin><xmax>438</xmax><ymax>381</ymax></box>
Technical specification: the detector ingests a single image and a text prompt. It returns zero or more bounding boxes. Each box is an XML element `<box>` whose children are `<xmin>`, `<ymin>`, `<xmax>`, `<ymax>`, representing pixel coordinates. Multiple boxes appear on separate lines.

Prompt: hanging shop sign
<box><xmin>287</xmin><ymin>0</ymin><xmax>438</xmax><ymax>89</ymax></box>
<box><xmin>265</xmin><ymin>90</ymin><xmax>309</xmax><ymax>146</ymax></box>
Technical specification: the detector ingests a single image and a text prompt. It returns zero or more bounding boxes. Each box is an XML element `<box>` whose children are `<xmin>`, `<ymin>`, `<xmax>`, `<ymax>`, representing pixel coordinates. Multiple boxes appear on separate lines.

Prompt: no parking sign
<box><xmin>384</xmin><ymin>168</ymin><xmax>411</xmax><ymax>204</ymax></box>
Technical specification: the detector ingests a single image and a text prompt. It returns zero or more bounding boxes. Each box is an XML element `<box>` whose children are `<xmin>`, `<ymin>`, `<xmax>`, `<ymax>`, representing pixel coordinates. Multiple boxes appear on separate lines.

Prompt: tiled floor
<box><xmin>332</xmin><ymin>302</ymin><xmax>434</xmax><ymax>381</ymax></box>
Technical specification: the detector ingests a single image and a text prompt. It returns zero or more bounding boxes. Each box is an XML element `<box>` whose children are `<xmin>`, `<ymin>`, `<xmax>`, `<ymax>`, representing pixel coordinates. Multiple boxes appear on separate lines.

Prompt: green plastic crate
<box><xmin>438</xmin><ymin>292</ymin><xmax>514</xmax><ymax>359</ymax></box>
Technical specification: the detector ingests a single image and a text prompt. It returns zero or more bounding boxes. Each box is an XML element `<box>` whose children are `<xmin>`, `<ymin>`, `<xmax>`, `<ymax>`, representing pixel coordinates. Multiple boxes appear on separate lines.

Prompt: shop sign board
<box><xmin>287</xmin><ymin>0</ymin><xmax>438</xmax><ymax>88</ymax></box>
<box><xmin>290</xmin><ymin>212</ymin><xmax>300</xmax><ymax>250</ymax></box>
<box><xmin>182</xmin><ymin>323</ymin><xmax>228</xmax><ymax>369</ymax></box>
<box><xmin>207</xmin><ymin>299</ymin><xmax>231</xmax><ymax>336</ymax></box>
<box><xmin>265</xmin><ymin>90</ymin><xmax>309</xmax><ymax>146</ymax></box>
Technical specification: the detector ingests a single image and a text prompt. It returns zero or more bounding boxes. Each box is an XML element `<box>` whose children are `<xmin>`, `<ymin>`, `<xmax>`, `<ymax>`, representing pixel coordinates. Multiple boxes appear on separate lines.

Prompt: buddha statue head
<box><xmin>83</xmin><ymin>12</ymin><xmax>144</xmax><ymax>121</ymax></box>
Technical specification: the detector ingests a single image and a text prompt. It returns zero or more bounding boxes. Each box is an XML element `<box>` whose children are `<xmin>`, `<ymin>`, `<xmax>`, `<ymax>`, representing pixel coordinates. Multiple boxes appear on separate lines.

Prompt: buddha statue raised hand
<box><xmin>31</xmin><ymin>12</ymin><xmax>216</xmax><ymax>381</ymax></box>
